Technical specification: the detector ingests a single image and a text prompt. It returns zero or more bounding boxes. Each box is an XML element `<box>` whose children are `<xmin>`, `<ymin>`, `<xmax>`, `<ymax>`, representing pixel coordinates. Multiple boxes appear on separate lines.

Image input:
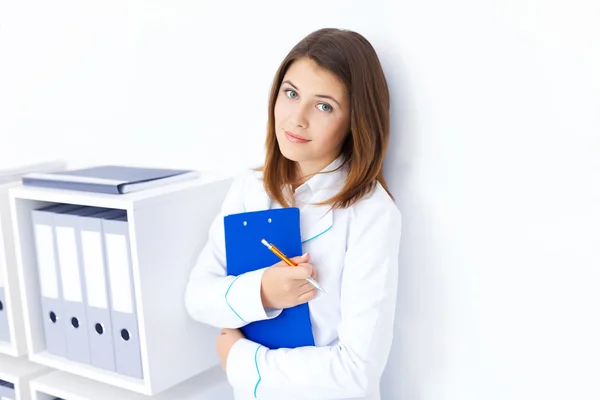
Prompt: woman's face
<box><xmin>274</xmin><ymin>57</ymin><xmax>351</xmax><ymax>177</ymax></box>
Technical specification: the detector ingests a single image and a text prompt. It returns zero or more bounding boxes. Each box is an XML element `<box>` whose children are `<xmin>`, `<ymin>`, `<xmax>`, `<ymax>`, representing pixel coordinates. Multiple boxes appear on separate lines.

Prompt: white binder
<box><xmin>0</xmin><ymin>286</ymin><xmax>8</xmax><ymax>344</ymax></box>
<box><xmin>0</xmin><ymin>223</ymin><xmax>8</xmax><ymax>342</ymax></box>
<box><xmin>54</xmin><ymin>206</ymin><xmax>108</xmax><ymax>364</ymax></box>
<box><xmin>102</xmin><ymin>211</ymin><xmax>143</xmax><ymax>379</ymax></box>
<box><xmin>78</xmin><ymin>208</ymin><xmax>123</xmax><ymax>371</ymax></box>
<box><xmin>31</xmin><ymin>204</ymin><xmax>82</xmax><ymax>357</ymax></box>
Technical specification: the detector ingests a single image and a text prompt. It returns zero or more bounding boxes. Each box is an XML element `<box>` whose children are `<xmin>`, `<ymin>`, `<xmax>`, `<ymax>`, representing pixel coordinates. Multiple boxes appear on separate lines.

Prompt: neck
<box><xmin>293</xmin><ymin>156</ymin><xmax>338</xmax><ymax>189</ymax></box>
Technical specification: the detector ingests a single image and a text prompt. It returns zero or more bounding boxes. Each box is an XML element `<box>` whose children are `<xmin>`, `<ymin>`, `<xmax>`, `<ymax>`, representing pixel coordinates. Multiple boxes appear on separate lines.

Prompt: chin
<box><xmin>277</xmin><ymin>144</ymin><xmax>304</xmax><ymax>162</ymax></box>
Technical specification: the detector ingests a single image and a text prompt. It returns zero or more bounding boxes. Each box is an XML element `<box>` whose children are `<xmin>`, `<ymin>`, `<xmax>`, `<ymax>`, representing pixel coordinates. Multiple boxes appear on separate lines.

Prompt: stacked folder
<box><xmin>0</xmin><ymin>379</ymin><xmax>15</xmax><ymax>400</ymax></box>
<box><xmin>31</xmin><ymin>204</ymin><xmax>143</xmax><ymax>379</ymax></box>
<box><xmin>22</xmin><ymin>165</ymin><xmax>198</xmax><ymax>195</ymax></box>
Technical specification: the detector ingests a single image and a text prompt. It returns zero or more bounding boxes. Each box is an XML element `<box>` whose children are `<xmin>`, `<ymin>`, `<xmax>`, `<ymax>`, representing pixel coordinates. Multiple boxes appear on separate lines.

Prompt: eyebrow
<box><xmin>282</xmin><ymin>80</ymin><xmax>342</xmax><ymax>108</ymax></box>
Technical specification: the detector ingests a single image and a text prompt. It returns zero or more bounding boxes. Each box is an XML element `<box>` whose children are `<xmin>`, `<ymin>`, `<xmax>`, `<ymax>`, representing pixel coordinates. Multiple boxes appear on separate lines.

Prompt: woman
<box><xmin>185</xmin><ymin>27</ymin><xmax>402</xmax><ymax>400</ymax></box>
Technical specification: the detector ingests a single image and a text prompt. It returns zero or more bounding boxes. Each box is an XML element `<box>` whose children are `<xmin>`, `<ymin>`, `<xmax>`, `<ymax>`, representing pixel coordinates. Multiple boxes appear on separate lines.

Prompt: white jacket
<box><xmin>185</xmin><ymin>157</ymin><xmax>402</xmax><ymax>400</ymax></box>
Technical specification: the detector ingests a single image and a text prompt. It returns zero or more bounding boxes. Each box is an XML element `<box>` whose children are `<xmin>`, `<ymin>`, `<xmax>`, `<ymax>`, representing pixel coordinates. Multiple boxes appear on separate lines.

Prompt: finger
<box><xmin>289</xmin><ymin>252</ymin><xmax>310</xmax><ymax>265</ymax></box>
<box><xmin>287</xmin><ymin>264</ymin><xmax>312</xmax><ymax>280</ymax></box>
<box><xmin>297</xmin><ymin>287</ymin><xmax>317</xmax><ymax>304</ymax></box>
<box><xmin>293</xmin><ymin>262</ymin><xmax>317</xmax><ymax>279</ymax></box>
<box><xmin>299</xmin><ymin>263</ymin><xmax>315</xmax><ymax>279</ymax></box>
<box><xmin>298</xmin><ymin>281</ymin><xmax>313</xmax><ymax>292</ymax></box>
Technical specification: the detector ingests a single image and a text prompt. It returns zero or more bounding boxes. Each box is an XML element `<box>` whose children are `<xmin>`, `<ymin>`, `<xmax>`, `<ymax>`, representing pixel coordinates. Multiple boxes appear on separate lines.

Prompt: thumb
<box><xmin>289</xmin><ymin>252</ymin><xmax>310</xmax><ymax>265</ymax></box>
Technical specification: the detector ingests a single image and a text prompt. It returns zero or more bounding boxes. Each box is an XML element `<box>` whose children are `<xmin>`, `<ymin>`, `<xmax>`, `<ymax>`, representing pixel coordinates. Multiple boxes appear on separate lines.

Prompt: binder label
<box><xmin>81</xmin><ymin>230</ymin><xmax>108</xmax><ymax>309</ymax></box>
<box><xmin>56</xmin><ymin>226</ymin><xmax>83</xmax><ymax>302</ymax></box>
<box><xmin>106</xmin><ymin>233</ymin><xmax>133</xmax><ymax>314</ymax></box>
<box><xmin>34</xmin><ymin>224</ymin><xmax>59</xmax><ymax>299</ymax></box>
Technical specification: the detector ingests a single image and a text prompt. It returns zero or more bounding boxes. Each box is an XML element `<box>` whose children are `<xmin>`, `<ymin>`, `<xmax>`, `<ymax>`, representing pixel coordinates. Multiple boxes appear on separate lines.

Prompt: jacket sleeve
<box><xmin>225</xmin><ymin>197</ymin><xmax>402</xmax><ymax>399</ymax></box>
<box><xmin>184</xmin><ymin>170</ymin><xmax>282</xmax><ymax>329</ymax></box>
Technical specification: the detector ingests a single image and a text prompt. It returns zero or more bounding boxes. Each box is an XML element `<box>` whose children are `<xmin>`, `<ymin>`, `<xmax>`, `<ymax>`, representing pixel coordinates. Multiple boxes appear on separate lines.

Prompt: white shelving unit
<box><xmin>0</xmin><ymin>353</ymin><xmax>49</xmax><ymax>400</ymax></box>
<box><xmin>1</xmin><ymin>181</ymin><xmax>29</xmax><ymax>357</ymax></box>
<box><xmin>29</xmin><ymin>365</ymin><xmax>233</xmax><ymax>400</ymax></box>
<box><xmin>9</xmin><ymin>173</ymin><xmax>233</xmax><ymax>396</ymax></box>
<box><xmin>1</xmin><ymin>161</ymin><xmax>66</xmax><ymax>357</ymax></box>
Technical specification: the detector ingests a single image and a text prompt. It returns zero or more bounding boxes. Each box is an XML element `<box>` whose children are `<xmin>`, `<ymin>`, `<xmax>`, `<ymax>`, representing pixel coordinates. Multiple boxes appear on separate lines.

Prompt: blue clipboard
<box><xmin>224</xmin><ymin>208</ymin><xmax>315</xmax><ymax>349</ymax></box>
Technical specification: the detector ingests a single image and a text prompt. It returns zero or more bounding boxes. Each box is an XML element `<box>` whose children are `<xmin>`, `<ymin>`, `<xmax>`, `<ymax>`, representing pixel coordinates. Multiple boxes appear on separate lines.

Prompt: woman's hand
<box><xmin>260</xmin><ymin>253</ymin><xmax>319</xmax><ymax>309</ymax></box>
<box><xmin>216</xmin><ymin>328</ymin><xmax>245</xmax><ymax>370</ymax></box>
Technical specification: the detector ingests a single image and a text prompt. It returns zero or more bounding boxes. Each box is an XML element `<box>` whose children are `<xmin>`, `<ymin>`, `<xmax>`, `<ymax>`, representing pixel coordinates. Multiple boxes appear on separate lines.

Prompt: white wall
<box><xmin>1</xmin><ymin>1</ymin><xmax>599</xmax><ymax>399</ymax></box>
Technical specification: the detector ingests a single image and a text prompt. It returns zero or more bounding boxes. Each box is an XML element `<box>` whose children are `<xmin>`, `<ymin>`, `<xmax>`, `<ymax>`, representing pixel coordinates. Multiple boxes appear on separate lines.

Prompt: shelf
<box><xmin>29</xmin><ymin>366</ymin><xmax>232</xmax><ymax>400</ymax></box>
<box><xmin>28</xmin><ymin>351</ymin><xmax>145</xmax><ymax>394</ymax></box>
<box><xmin>7</xmin><ymin>172</ymin><xmax>228</xmax><ymax>212</ymax></box>
<box><xmin>9</xmin><ymin>173</ymin><xmax>233</xmax><ymax>395</ymax></box>
<box><xmin>0</xmin><ymin>352</ymin><xmax>49</xmax><ymax>400</ymax></box>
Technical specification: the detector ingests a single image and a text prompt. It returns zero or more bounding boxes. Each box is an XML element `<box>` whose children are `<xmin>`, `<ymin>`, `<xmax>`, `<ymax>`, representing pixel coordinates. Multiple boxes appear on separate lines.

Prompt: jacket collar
<box><xmin>242</xmin><ymin>156</ymin><xmax>347</xmax><ymax>243</ymax></box>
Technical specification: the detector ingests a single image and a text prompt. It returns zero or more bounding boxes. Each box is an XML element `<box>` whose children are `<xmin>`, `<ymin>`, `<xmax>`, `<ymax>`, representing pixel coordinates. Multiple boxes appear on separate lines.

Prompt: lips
<box><xmin>285</xmin><ymin>130</ymin><xmax>310</xmax><ymax>143</ymax></box>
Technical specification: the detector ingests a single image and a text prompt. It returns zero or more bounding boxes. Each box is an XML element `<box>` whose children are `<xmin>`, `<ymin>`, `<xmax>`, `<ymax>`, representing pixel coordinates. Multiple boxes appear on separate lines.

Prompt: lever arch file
<box><xmin>79</xmin><ymin>208</ymin><xmax>123</xmax><ymax>371</ymax></box>
<box><xmin>102</xmin><ymin>211</ymin><xmax>143</xmax><ymax>378</ymax></box>
<box><xmin>31</xmin><ymin>204</ymin><xmax>83</xmax><ymax>357</ymax></box>
<box><xmin>54</xmin><ymin>206</ymin><xmax>108</xmax><ymax>364</ymax></box>
<box><xmin>0</xmin><ymin>244</ymin><xmax>8</xmax><ymax>342</ymax></box>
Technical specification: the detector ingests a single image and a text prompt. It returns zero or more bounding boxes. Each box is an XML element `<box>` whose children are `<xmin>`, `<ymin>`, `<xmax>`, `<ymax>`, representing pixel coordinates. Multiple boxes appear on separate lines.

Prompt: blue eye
<box><xmin>317</xmin><ymin>103</ymin><xmax>333</xmax><ymax>112</ymax></box>
<box><xmin>285</xmin><ymin>89</ymin><xmax>298</xmax><ymax>99</ymax></box>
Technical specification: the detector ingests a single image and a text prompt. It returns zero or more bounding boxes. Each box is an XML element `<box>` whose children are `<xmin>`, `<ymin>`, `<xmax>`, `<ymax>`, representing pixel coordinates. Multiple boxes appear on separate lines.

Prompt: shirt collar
<box><xmin>294</xmin><ymin>155</ymin><xmax>347</xmax><ymax>196</ymax></box>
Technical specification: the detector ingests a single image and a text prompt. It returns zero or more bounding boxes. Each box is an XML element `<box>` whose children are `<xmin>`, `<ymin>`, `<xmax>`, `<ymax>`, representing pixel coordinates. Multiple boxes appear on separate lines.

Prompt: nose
<box><xmin>290</xmin><ymin>103</ymin><xmax>310</xmax><ymax>129</ymax></box>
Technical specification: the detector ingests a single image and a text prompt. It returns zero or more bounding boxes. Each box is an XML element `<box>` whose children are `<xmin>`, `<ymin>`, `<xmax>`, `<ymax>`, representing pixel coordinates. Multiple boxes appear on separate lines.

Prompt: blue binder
<box><xmin>224</xmin><ymin>208</ymin><xmax>315</xmax><ymax>349</ymax></box>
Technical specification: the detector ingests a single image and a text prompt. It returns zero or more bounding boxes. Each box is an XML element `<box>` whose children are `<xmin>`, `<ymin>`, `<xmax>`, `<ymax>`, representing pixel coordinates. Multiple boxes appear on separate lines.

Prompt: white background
<box><xmin>1</xmin><ymin>1</ymin><xmax>599</xmax><ymax>399</ymax></box>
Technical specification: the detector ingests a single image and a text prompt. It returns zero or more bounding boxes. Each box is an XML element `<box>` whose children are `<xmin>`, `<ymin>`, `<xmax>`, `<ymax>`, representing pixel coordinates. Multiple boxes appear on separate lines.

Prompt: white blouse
<box><xmin>185</xmin><ymin>157</ymin><xmax>402</xmax><ymax>400</ymax></box>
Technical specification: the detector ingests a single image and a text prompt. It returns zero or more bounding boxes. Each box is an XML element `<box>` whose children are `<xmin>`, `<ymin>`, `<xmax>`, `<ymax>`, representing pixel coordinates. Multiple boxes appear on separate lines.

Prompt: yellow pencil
<box><xmin>261</xmin><ymin>238</ymin><xmax>327</xmax><ymax>294</ymax></box>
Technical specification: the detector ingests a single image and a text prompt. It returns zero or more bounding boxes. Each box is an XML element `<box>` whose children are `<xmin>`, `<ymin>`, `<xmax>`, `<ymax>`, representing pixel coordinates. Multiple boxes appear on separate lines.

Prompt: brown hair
<box><xmin>261</xmin><ymin>28</ymin><xmax>392</xmax><ymax>209</ymax></box>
